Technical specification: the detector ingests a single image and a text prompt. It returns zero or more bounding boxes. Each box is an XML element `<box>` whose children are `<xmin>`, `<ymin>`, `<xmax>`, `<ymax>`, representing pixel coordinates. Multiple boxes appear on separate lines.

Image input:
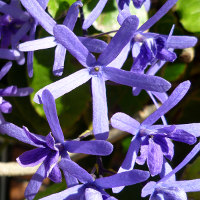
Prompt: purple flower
<box><xmin>39</xmin><ymin>159</ymin><xmax>150</xmax><ymax>200</ymax></box>
<box><xmin>19</xmin><ymin>0</ymin><xmax>107</xmax><ymax>77</ymax></box>
<box><xmin>111</xmin><ymin>81</ymin><xmax>200</xmax><ymax>192</ymax></box>
<box><xmin>142</xmin><ymin>142</ymin><xmax>200</xmax><ymax>200</ymax></box>
<box><xmin>0</xmin><ymin>89</ymin><xmax>113</xmax><ymax>200</ymax></box>
<box><xmin>33</xmin><ymin>15</ymin><xmax>171</xmax><ymax>140</ymax></box>
<box><xmin>0</xmin><ymin>62</ymin><xmax>33</xmax><ymax>123</ymax></box>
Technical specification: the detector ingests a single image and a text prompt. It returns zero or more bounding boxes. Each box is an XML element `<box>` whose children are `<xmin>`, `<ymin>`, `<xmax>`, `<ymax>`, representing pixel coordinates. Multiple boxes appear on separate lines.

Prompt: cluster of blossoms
<box><xmin>0</xmin><ymin>0</ymin><xmax>200</xmax><ymax>199</ymax></box>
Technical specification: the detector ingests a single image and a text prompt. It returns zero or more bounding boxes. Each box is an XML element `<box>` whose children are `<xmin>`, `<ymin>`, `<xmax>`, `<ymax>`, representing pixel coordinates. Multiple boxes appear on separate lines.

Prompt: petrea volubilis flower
<box><xmin>19</xmin><ymin>0</ymin><xmax>107</xmax><ymax>76</ymax></box>
<box><xmin>0</xmin><ymin>89</ymin><xmax>113</xmax><ymax>200</ymax></box>
<box><xmin>33</xmin><ymin>15</ymin><xmax>171</xmax><ymax>140</ymax></box>
<box><xmin>142</xmin><ymin>142</ymin><xmax>200</xmax><ymax>200</ymax></box>
<box><xmin>111</xmin><ymin>81</ymin><xmax>200</xmax><ymax>192</ymax></box>
<box><xmin>39</xmin><ymin>159</ymin><xmax>150</xmax><ymax>200</ymax></box>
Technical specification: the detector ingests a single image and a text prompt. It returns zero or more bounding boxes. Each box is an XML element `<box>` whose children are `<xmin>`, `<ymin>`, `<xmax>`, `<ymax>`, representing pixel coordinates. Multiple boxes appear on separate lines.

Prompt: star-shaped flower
<box><xmin>0</xmin><ymin>89</ymin><xmax>113</xmax><ymax>200</ymax></box>
<box><xmin>33</xmin><ymin>15</ymin><xmax>171</xmax><ymax>140</ymax></box>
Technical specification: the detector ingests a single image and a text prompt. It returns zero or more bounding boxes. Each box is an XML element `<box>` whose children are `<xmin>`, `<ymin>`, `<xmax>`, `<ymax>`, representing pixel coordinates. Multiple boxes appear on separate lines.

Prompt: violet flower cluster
<box><xmin>0</xmin><ymin>0</ymin><xmax>199</xmax><ymax>200</ymax></box>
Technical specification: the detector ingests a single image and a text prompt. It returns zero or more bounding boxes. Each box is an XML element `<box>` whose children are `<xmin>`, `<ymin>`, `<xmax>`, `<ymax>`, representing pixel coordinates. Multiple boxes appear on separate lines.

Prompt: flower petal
<box><xmin>142</xmin><ymin>81</ymin><xmax>191</xmax><ymax>126</ymax></box>
<box><xmin>95</xmin><ymin>169</ymin><xmax>150</xmax><ymax>189</ymax></box>
<box><xmin>18</xmin><ymin>37</ymin><xmax>57</xmax><ymax>52</ymax></box>
<box><xmin>63</xmin><ymin>140</ymin><xmax>113</xmax><ymax>155</ymax></box>
<box><xmin>111</xmin><ymin>112</ymin><xmax>140</xmax><ymax>135</ymax></box>
<box><xmin>49</xmin><ymin>164</ymin><xmax>62</xmax><ymax>183</ymax></box>
<box><xmin>20</xmin><ymin>0</ymin><xmax>56</xmax><ymax>35</ymax></box>
<box><xmin>85</xmin><ymin>188</ymin><xmax>103</xmax><ymax>200</ymax></box>
<box><xmin>103</xmin><ymin>67</ymin><xmax>171</xmax><ymax>93</ymax></box>
<box><xmin>53</xmin><ymin>25</ymin><xmax>96</xmax><ymax>67</ymax></box>
<box><xmin>34</xmin><ymin>69</ymin><xmax>91</xmax><ymax>104</ymax></box>
<box><xmin>92</xmin><ymin>76</ymin><xmax>109</xmax><ymax>140</ymax></box>
<box><xmin>42</xmin><ymin>89</ymin><xmax>64</xmax><ymax>143</ymax></box>
<box><xmin>98</xmin><ymin>15</ymin><xmax>139</xmax><ymax>66</ymax></box>
<box><xmin>0</xmin><ymin>48</ymin><xmax>20</xmax><ymax>60</ymax></box>
<box><xmin>0</xmin><ymin>62</ymin><xmax>12</xmax><ymax>80</ymax></box>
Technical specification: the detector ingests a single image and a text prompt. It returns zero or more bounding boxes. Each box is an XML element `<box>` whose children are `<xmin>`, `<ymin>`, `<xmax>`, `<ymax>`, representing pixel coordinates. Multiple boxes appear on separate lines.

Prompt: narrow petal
<box><xmin>85</xmin><ymin>188</ymin><xmax>103</xmax><ymax>200</ymax></box>
<box><xmin>18</xmin><ymin>37</ymin><xmax>57</xmax><ymax>52</ymax></box>
<box><xmin>42</xmin><ymin>89</ymin><xmax>64</xmax><ymax>143</ymax></box>
<box><xmin>136</xmin><ymin>137</ymin><xmax>149</xmax><ymax>165</ymax></box>
<box><xmin>142</xmin><ymin>81</ymin><xmax>191</xmax><ymax>126</ymax></box>
<box><xmin>103</xmin><ymin>67</ymin><xmax>171</xmax><ymax>93</ymax></box>
<box><xmin>98</xmin><ymin>15</ymin><xmax>139</xmax><ymax>66</ymax></box>
<box><xmin>79</xmin><ymin>37</ymin><xmax>108</xmax><ymax>53</ymax></box>
<box><xmin>63</xmin><ymin>1</ymin><xmax>83</xmax><ymax>30</ymax></box>
<box><xmin>25</xmin><ymin>163</ymin><xmax>46</xmax><ymax>200</ymax></box>
<box><xmin>0</xmin><ymin>62</ymin><xmax>12</xmax><ymax>80</ymax></box>
<box><xmin>111</xmin><ymin>112</ymin><xmax>140</xmax><ymax>135</ymax></box>
<box><xmin>92</xmin><ymin>76</ymin><xmax>109</xmax><ymax>140</ymax></box>
<box><xmin>9</xmin><ymin>87</ymin><xmax>33</xmax><ymax>96</ymax></box>
<box><xmin>63</xmin><ymin>140</ymin><xmax>113</xmax><ymax>155</ymax></box>
<box><xmin>59</xmin><ymin>159</ymin><xmax>93</xmax><ymax>184</ymax></box>
<box><xmin>82</xmin><ymin>0</ymin><xmax>108</xmax><ymax>30</ymax></box>
<box><xmin>0</xmin><ymin>86</ymin><xmax>17</xmax><ymax>96</ymax></box>
<box><xmin>34</xmin><ymin>69</ymin><xmax>91</xmax><ymax>104</ymax></box>
<box><xmin>141</xmin><ymin>181</ymin><xmax>156</xmax><ymax>197</ymax></box>
<box><xmin>0</xmin><ymin>123</ymin><xmax>39</xmax><ymax>146</ymax></box>
<box><xmin>174</xmin><ymin>179</ymin><xmax>200</xmax><ymax>192</ymax></box>
<box><xmin>138</xmin><ymin>0</ymin><xmax>178</xmax><ymax>32</ymax></box>
<box><xmin>20</xmin><ymin>0</ymin><xmax>56</xmax><ymax>35</ymax></box>
<box><xmin>95</xmin><ymin>169</ymin><xmax>150</xmax><ymax>189</ymax></box>
<box><xmin>17</xmin><ymin>148</ymin><xmax>48</xmax><ymax>167</ymax></box>
<box><xmin>53</xmin><ymin>25</ymin><xmax>96</xmax><ymax>67</ymax></box>
<box><xmin>147</xmin><ymin>138</ymin><xmax>163</xmax><ymax>176</ymax></box>
<box><xmin>39</xmin><ymin>185</ymin><xmax>83</xmax><ymax>200</ymax></box>
<box><xmin>53</xmin><ymin>44</ymin><xmax>66</xmax><ymax>76</ymax></box>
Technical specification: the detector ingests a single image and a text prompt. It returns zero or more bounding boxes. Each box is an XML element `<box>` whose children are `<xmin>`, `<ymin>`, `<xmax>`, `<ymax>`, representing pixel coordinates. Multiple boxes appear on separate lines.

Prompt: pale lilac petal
<box><xmin>103</xmin><ymin>67</ymin><xmax>171</xmax><ymax>93</ymax></box>
<box><xmin>0</xmin><ymin>49</ymin><xmax>20</xmax><ymax>60</ymax></box>
<box><xmin>166</xmin><ymin>36</ymin><xmax>198</xmax><ymax>49</ymax></box>
<box><xmin>85</xmin><ymin>188</ymin><xmax>103</xmax><ymax>200</ymax></box>
<box><xmin>0</xmin><ymin>62</ymin><xmax>12</xmax><ymax>80</ymax></box>
<box><xmin>79</xmin><ymin>37</ymin><xmax>108</xmax><ymax>53</ymax></box>
<box><xmin>27</xmin><ymin>51</ymin><xmax>34</xmax><ymax>77</ymax></box>
<box><xmin>18</xmin><ymin>37</ymin><xmax>57</xmax><ymax>52</ymax></box>
<box><xmin>117</xmin><ymin>8</ymin><xmax>131</xmax><ymax>25</ymax></box>
<box><xmin>17</xmin><ymin>148</ymin><xmax>48</xmax><ymax>167</ymax></box>
<box><xmin>63</xmin><ymin>140</ymin><xmax>113</xmax><ymax>155</ymax></box>
<box><xmin>111</xmin><ymin>112</ymin><xmax>140</xmax><ymax>135</ymax></box>
<box><xmin>151</xmin><ymin>91</ymin><xmax>168</xmax><ymax>103</ymax></box>
<box><xmin>138</xmin><ymin>0</ymin><xmax>178</xmax><ymax>32</ymax></box>
<box><xmin>107</xmin><ymin>42</ymin><xmax>130</xmax><ymax>69</ymax></box>
<box><xmin>159</xmin><ymin>142</ymin><xmax>200</xmax><ymax>183</ymax></box>
<box><xmin>141</xmin><ymin>181</ymin><xmax>156</xmax><ymax>197</ymax></box>
<box><xmin>92</xmin><ymin>76</ymin><xmax>109</xmax><ymax>140</ymax></box>
<box><xmin>147</xmin><ymin>138</ymin><xmax>163</xmax><ymax>176</ymax></box>
<box><xmin>59</xmin><ymin>159</ymin><xmax>93</xmax><ymax>184</ymax></box>
<box><xmin>63</xmin><ymin>1</ymin><xmax>82</xmax><ymax>30</ymax></box>
<box><xmin>95</xmin><ymin>169</ymin><xmax>150</xmax><ymax>189</ymax></box>
<box><xmin>53</xmin><ymin>44</ymin><xmax>66</xmax><ymax>76</ymax></box>
<box><xmin>53</xmin><ymin>25</ymin><xmax>96</xmax><ymax>67</ymax></box>
<box><xmin>136</xmin><ymin>137</ymin><xmax>149</xmax><ymax>165</ymax></box>
<box><xmin>49</xmin><ymin>164</ymin><xmax>62</xmax><ymax>183</ymax></box>
<box><xmin>82</xmin><ymin>0</ymin><xmax>108</xmax><ymax>30</ymax></box>
<box><xmin>98</xmin><ymin>15</ymin><xmax>139</xmax><ymax>66</ymax></box>
<box><xmin>0</xmin><ymin>101</ymin><xmax>12</xmax><ymax>113</ymax></box>
<box><xmin>37</xmin><ymin>0</ymin><xmax>49</xmax><ymax>9</ymax></box>
<box><xmin>173</xmin><ymin>179</ymin><xmax>200</xmax><ymax>192</ymax></box>
<box><xmin>39</xmin><ymin>185</ymin><xmax>83</xmax><ymax>200</ymax></box>
<box><xmin>0</xmin><ymin>86</ymin><xmax>17</xmax><ymax>96</ymax></box>
<box><xmin>20</xmin><ymin>0</ymin><xmax>56</xmax><ymax>35</ymax></box>
<box><xmin>160</xmin><ymin>158</ymin><xmax>176</xmax><ymax>181</ymax></box>
<box><xmin>34</xmin><ymin>69</ymin><xmax>91</xmax><ymax>104</ymax></box>
<box><xmin>42</xmin><ymin>89</ymin><xmax>64</xmax><ymax>143</ymax></box>
<box><xmin>25</xmin><ymin>163</ymin><xmax>46</xmax><ymax>200</ymax></box>
<box><xmin>10</xmin><ymin>87</ymin><xmax>33</xmax><ymax>96</ymax></box>
<box><xmin>142</xmin><ymin>81</ymin><xmax>191</xmax><ymax>126</ymax></box>
<box><xmin>0</xmin><ymin>123</ymin><xmax>38</xmax><ymax>146</ymax></box>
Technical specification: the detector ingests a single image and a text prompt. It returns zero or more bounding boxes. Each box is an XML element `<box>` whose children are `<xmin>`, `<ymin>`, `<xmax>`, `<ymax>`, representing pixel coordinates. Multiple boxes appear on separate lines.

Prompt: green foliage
<box><xmin>176</xmin><ymin>0</ymin><xmax>200</xmax><ymax>33</ymax></box>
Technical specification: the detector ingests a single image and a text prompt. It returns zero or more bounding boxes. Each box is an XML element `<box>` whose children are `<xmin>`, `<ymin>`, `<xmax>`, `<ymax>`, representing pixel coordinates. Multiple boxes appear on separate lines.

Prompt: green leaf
<box><xmin>83</xmin><ymin>0</ymin><xmax>148</xmax><ymax>34</ymax></box>
<box><xmin>48</xmin><ymin>0</ymin><xmax>77</xmax><ymax>18</ymax></box>
<box><xmin>176</xmin><ymin>0</ymin><xmax>200</xmax><ymax>33</ymax></box>
<box><xmin>163</xmin><ymin>62</ymin><xmax>186</xmax><ymax>81</ymax></box>
<box><xmin>122</xmin><ymin>137</ymin><xmax>132</xmax><ymax>153</ymax></box>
